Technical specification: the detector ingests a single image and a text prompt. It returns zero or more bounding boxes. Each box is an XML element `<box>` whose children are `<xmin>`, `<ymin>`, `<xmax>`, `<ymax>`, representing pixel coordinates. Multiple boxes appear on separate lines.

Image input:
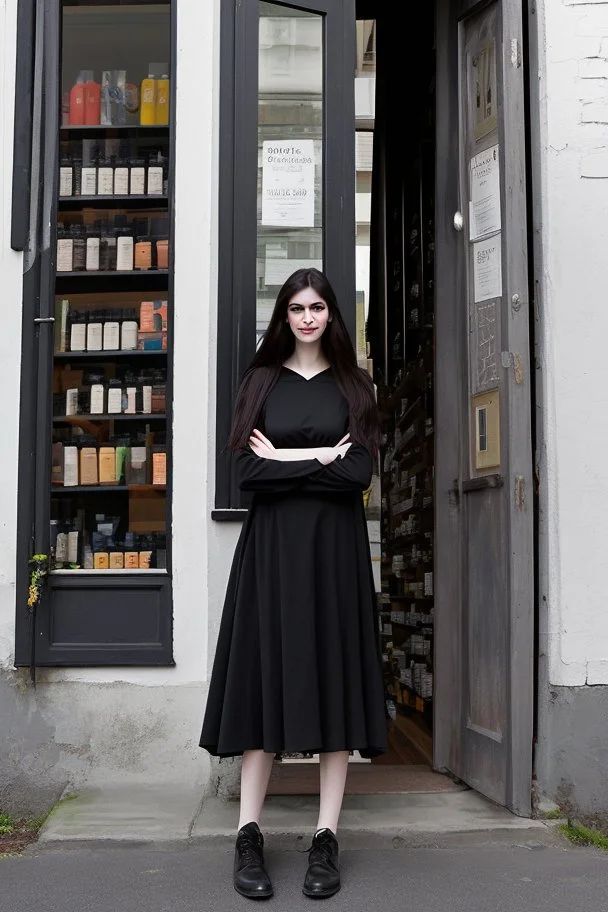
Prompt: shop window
<box><xmin>15</xmin><ymin>0</ymin><xmax>175</xmax><ymax>667</ymax></box>
<box><xmin>214</xmin><ymin>0</ymin><xmax>357</xmax><ymax>515</ymax></box>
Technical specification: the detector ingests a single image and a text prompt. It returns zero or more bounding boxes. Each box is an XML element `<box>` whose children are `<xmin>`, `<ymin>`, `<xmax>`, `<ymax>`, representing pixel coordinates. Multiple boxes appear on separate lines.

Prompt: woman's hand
<box><xmin>249</xmin><ymin>429</ymin><xmax>277</xmax><ymax>460</ymax></box>
<box><xmin>315</xmin><ymin>434</ymin><xmax>352</xmax><ymax>465</ymax></box>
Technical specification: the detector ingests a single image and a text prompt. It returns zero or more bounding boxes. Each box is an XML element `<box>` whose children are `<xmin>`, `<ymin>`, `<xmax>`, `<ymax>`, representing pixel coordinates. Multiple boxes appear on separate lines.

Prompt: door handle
<box><xmin>34</xmin><ymin>316</ymin><xmax>55</xmax><ymax>324</ymax></box>
<box><xmin>453</xmin><ymin>211</ymin><xmax>464</xmax><ymax>232</ymax></box>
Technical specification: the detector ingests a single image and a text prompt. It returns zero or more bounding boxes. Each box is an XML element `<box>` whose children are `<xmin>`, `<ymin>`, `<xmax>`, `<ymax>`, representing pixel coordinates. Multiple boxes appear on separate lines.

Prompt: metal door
<box><xmin>434</xmin><ymin>0</ymin><xmax>534</xmax><ymax>815</ymax></box>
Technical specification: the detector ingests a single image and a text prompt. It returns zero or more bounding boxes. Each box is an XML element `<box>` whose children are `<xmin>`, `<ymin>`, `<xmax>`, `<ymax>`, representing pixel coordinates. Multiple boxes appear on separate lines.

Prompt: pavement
<box><xmin>3</xmin><ymin>834</ymin><xmax>608</xmax><ymax>912</ymax></box>
<box><xmin>0</xmin><ymin>786</ymin><xmax>603</xmax><ymax>912</ymax></box>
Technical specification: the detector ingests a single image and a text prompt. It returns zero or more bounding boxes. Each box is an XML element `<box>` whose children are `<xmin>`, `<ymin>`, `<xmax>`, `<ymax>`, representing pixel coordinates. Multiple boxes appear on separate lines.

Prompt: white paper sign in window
<box><xmin>261</xmin><ymin>140</ymin><xmax>315</xmax><ymax>227</ymax></box>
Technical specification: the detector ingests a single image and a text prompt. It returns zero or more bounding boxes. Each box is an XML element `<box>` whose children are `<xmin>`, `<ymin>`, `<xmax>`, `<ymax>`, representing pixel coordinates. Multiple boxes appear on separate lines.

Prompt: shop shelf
<box><xmin>53</xmin><ymin>413</ymin><xmax>166</xmax><ymax>423</ymax></box>
<box><xmin>55</xmin><ymin>269</ymin><xmax>169</xmax><ymax>294</ymax></box>
<box><xmin>52</xmin><ymin>484</ymin><xmax>166</xmax><ymax>494</ymax></box>
<box><xmin>54</xmin><ymin>350</ymin><xmax>167</xmax><ymax>361</ymax></box>
<box><xmin>57</xmin><ymin>195</ymin><xmax>168</xmax><ymax>210</ymax></box>
<box><xmin>60</xmin><ymin>125</ymin><xmax>170</xmax><ymax>136</ymax></box>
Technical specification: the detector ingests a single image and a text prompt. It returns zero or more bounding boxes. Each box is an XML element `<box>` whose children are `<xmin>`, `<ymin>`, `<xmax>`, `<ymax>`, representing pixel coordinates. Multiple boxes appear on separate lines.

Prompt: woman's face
<box><xmin>286</xmin><ymin>286</ymin><xmax>331</xmax><ymax>343</ymax></box>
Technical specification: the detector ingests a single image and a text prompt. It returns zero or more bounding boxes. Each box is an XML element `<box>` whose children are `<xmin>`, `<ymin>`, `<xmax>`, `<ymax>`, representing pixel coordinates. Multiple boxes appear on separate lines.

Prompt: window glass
<box><xmin>355</xmin><ymin>19</ymin><xmax>376</xmax><ymax>368</ymax></box>
<box><xmin>256</xmin><ymin>2</ymin><xmax>323</xmax><ymax>346</ymax></box>
<box><xmin>51</xmin><ymin>0</ymin><xmax>172</xmax><ymax>572</ymax></box>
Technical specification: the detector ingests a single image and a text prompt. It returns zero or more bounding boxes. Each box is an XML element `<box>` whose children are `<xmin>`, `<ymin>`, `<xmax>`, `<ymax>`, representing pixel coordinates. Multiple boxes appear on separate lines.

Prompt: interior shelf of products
<box><xmin>378</xmin><ymin>136</ymin><xmax>436</xmax><ymax>725</ymax></box>
<box><xmin>49</xmin><ymin>0</ymin><xmax>172</xmax><ymax>576</ymax></box>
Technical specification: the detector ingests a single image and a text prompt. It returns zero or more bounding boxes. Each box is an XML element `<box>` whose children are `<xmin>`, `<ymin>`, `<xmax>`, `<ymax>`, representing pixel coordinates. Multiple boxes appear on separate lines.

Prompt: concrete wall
<box><xmin>532</xmin><ymin>0</ymin><xmax>608</xmax><ymax>819</ymax></box>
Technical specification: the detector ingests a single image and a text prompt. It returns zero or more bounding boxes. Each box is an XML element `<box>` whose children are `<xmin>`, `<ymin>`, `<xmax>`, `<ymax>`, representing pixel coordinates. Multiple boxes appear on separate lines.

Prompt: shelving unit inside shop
<box><xmin>377</xmin><ymin>132</ymin><xmax>436</xmax><ymax>738</ymax></box>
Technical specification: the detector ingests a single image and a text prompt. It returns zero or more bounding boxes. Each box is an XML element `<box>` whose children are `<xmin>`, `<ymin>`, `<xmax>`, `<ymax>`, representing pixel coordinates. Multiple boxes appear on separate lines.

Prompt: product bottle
<box><xmin>97</xmin><ymin>157</ymin><xmax>114</xmax><ymax>195</ymax></box>
<box><xmin>59</xmin><ymin>158</ymin><xmax>73</xmax><ymax>197</ymax></box>
<box><xmin>147</xmin><ymin>156</ymin><xmax>164</xmax><ymax>196</ymax></box>
<box><xmin>139</xmin><ymin>73</ymin><xmax>157</xmax><ymax>125</ymax></box>
<box><xmin>103</xmin><ymin>309</ymin><xmax>120</xmax><ymax>350</ymax></box>
<box><xmin>69</xmin><ymin>310</ymin><xmax>86</xmax><ymax>352</ymax></box>
<box><xmin>100</xmin><ymin>226</ymin><xmax>117</xmax><ymax>271</ymax></box>
<box><xmin>85</xmin><ymin>226</ymin><xmax>100</xmax><ymax>271</ymax></box>
<box><xmin>120</xmin><ymin>308</ymin><xmax>139</xmax><ymax>351</ymax></box>
<box><xmin>107</xmin><ymin>378</ymin><xmax>123</xmax><ymax>414</ymax></box>
<box><xmin>155</xmin><ymin>74</ymin><xmax>170</xmax><ymax>125</ymax></box>
<box><xmin>116</xmin><ymin>228</ymin><xmax>134</xmax><ymax>271</ymax></box>
<box><xmin>56</xmin><ymin>227</ymin><xmax>74</xmax><ymax>272</ymax></box>
<box><xmin>70</xmin><ymin>224</ymin><xmax>87</xmax><ymax>271</ymax></box>
<box><xmin>86</xmin><ymin>311</ymin><xmax>103</xmax><ymax>351</ymax></box>
<box><xmin>84</xmin><ymin>71</ymin><xmax>101</xmax><ymax>125</ymax></box>
<box><xmin>134</xmin><ymin>236</ymin><xmax>153</xmax><ymax>271</ymax></box>
<box><xmin>130</xmin><ymin>158</ymin><xmax>146</xmax><ymax>195</ymax></box>
<box><xmin>114</xmin><ymin>158</ymin><xmax>129</xmax><ymax>195</ymax></box>
<box><xmin>69</xmin><ymin>72</ymin><xmax>86</xmax><ymax>126</ymax></box>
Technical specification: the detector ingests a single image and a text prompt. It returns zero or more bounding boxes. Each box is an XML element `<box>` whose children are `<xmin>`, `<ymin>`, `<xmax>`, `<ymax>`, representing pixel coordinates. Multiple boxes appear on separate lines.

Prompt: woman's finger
<box><xmin>252</xmin><ymin>428</ymin><xmax>275</xmax><ymax>449</ymax></box>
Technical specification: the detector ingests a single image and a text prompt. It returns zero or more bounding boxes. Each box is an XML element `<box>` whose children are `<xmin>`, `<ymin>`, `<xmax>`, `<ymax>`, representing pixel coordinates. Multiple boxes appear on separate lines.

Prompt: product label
<box><xmin>65</xmin><ymin>388</ymin><xmax>79</xmax><ymax>416</ymax></box>
<box><xmin>57</xmin><ymin>238</ymin><xmax>74</xmax><ymax>272</ymax></box>
<box><xmin>99</xmin><ymin>448</ymin><xmax>116</xmax><ymax>483</ymax></box>
<box><xmin>63</xmin><ymin>445</ymin><xmax>79</xmax><ymax>485</ymax></box>
<box><xmin>121</xmin><ymin>321</ymin><xmax>138</xmax><ymax>350</ymax></box>
<box><xmin>139</xmin><ymin>550</ymin><xmax>152</xmax><ymax>569</ymax></box>
<box><xmin>124</xmin><ymin>552</ymin><xmax>139</xmax><ymax>569</ymax></box>
<box><xmin>152</xmin><ymin>452</ymin><xmax>166</xmax><ymax>486</ymax></box>
<box><xmin>81</xmin><ymin>167</ymin><xmax>97</xmax><ymax>195</ymax></box>
<box><xmin>116</xmin><ymin>238</ymin><xmax>134</xmax><ymax>271</ymax></box>
<box><xmin>130</xmin><ymin>167</ymin><xmax>145</xmax><ymax>195</ymax></box>
<box><xmin>94</xmin><ymin>552</ymin><xmax>109</xmax><ymax>570</ymax></box>
<box><xmin>97</xmin><ymin>167</ymin><xmax>114</xmax><ymax>195</ymax></box>
<box><xmin>103</xmin><ymin>322</ymin><xmax>120</xmax><ymax>350</ymax></box>
<box><xmin>107</xmin><ymin>387</ymin><xmax>122</xmax><ymax>414</ymax></box>
<box><xmin>86</xmin><ymin>237</ymin><xmax>100</xmax><ymax>271</ymax></box>
<box><xmin>109</xmin><ymin>552</ymin><xmax>124</xmax><ymax>570</ymax></box>
<box><xmin>55</xmin><ymin>532</ymin><xmax>69</xmax><ymax>563</ymax></box>
<box><xmin>90</xmin><ymin>384</ymin><xmax>104</xmax><ymax>414</ymax></box>
<box><xmin>70</xmin><ymin>323</ymin><xmax>86</xmax><ymax>351</ymax></box>
<box><xmin>147</xmin><ymin>166</ymin><xmax>163</xmax><ymax>195</ymax></box>
<box><xmin>125</xmin><ymin>387</ymin><xmax>137</xmax><ymax>413</ymax></box>
<box><xmin>80</xmin><ymin>447</ymin><xmax>99</xmax><ymax>485</ymax></box>
<box><xmin>142</xmin><ymin>385</ymin><xmax>152</xmax><ymax>414</ymax></box>
<box><xmin>59</xmin><ymin>167</ymin><xmax>73</xmax><ymax>197</ymax></box>
<box><xmin>114</xmin><ymin>168</ymin><xmax>129</xmax><ymax>195</ymax></box>
<box><xmin>87</xmin><ymin>322</ymin><xmax>103</xmax><ymax>351</ymax></box>
<box><xmin>68</xmin><ymin>530</ymin><xmax>79</xmax><ymax>564</ymax></box>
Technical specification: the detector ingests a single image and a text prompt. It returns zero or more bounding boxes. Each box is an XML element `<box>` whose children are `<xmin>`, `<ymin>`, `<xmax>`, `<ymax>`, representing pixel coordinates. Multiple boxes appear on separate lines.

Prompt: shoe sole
<box><xmin>234</xmin><ymin>885</ymin><xmax>274</xmax><ymax>900</ymax></box>
<box><xmin>302</xmin><ymin>885</ymin><xmax>341</xmax><ymax>899</ymax></box>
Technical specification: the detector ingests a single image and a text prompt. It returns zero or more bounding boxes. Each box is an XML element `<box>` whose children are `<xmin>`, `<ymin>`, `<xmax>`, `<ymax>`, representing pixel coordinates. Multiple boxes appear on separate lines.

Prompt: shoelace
<box><xmin>301</xmin><ymin>836</ymin><xmax>335</xmax><ymax>866</ymax></box>
<box><xmin>237</xmin><ymin>835</ymin><xmax>263</xmax><ymax>867</ymax></box>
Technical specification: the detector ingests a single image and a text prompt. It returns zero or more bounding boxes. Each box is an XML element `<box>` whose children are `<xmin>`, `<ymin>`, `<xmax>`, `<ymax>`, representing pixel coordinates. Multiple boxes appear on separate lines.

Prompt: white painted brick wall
<box><xmin>537</xmin><ymin>0</ymin><xmax>608</xmax><ymax>686</ymax></box>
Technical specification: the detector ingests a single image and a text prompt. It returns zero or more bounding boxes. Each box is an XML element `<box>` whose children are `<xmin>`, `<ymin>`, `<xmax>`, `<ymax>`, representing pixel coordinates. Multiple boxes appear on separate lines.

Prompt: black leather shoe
<box><xmin>302</xmin><ymin>828</ymin><xmax>340</xmax><ymax>898</ymax></box>
<box><xmin>234</xmin><ymin>822</ymin><xmax>273</xmax><ymax>899</ymax></box>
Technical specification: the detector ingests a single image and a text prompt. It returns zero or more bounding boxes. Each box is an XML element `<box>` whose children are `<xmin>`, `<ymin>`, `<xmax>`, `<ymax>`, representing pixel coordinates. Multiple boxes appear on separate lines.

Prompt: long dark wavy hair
<box><xmin>227</xmin><ymin>268</ymin><xmax>380</xmax><ymax>454</ymax></box>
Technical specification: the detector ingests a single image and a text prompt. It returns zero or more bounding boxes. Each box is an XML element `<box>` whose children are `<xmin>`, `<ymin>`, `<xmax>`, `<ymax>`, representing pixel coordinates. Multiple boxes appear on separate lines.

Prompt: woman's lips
<box><xmin>299</xmin><ymin>328</ymin><xmax>317</xmax><ymax>334</ymax></box>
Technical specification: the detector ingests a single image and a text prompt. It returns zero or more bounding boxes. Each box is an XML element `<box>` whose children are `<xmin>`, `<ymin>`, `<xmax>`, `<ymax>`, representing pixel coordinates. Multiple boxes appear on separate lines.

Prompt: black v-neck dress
<box><xmin>199</xmin><ymin>366</ymin><xmax>388</xmax><ymax>758</ymax></box>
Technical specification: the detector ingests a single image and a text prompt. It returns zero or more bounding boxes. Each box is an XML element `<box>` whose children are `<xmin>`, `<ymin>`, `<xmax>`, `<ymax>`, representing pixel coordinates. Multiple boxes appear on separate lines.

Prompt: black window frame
<box><xmin>14</xmin><ymin>0</ymin><xmax>177</xmax><ymax>668</ymax></box>
<box><xmin>213</xmin><ymin>0</ymin><xmax>357</xmax><ymax>518</ymax></box>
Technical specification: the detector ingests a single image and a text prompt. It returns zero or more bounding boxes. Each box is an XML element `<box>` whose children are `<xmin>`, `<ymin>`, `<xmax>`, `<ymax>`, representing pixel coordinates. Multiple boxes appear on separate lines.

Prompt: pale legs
<box><xmin>317</xmin><ymin>750</ymin><xmax>349</xmax><ymax>833</ymax></box>
<box><xmin>238</xmin><ymin>749</ymin><xmax>276</xmax><ymax>830</ymax></box>
<box><xmin>237</xmin><ymin>748</ymin><xmax>349</xmax><ymax>833</ymax></box>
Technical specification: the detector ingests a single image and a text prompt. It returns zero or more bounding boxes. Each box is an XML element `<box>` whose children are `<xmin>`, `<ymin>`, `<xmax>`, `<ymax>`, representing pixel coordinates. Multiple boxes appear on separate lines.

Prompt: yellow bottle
<box><xmin>155</xmin><ymin>74</ymin><xmax>170</xmax><ymax>125</ymax></box>
<box><xmin>140</xmin><ymin>73</ymin><xmax>157</xmax><ymax>125</ymax></box>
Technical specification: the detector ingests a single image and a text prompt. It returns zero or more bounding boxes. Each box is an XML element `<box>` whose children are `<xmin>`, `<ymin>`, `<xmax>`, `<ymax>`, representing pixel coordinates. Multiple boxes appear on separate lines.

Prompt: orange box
<box><xmin>139</xmin><ymin>299</ymin><xmax>168</xmax><ymax>333</ymax></box>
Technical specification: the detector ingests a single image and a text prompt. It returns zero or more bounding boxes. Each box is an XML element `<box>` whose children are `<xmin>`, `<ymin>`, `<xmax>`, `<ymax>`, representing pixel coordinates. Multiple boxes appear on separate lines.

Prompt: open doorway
<box><xmin>268</xmin><ymin>3</ymin><xmax>456</xmax><ymax>796</ymax></box>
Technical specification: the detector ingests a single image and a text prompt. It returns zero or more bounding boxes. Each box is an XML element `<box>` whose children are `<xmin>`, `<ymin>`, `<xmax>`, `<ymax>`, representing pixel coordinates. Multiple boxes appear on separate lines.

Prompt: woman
<box><xmin>200</xmin><ymin>268</ymin><xmax>387</xmax><ymax>899</ymax></box>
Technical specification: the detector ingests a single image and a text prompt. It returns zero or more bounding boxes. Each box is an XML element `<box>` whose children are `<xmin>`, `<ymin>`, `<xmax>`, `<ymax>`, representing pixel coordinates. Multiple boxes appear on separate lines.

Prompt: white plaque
<box><xmin>473</xmin><ymin>236</ymin><xmax>502</xmax><ymax>303</ymax></box>
<box><xmin>261</xmin><ymin>140</ymin><xmax>315</xmax><ymax>227</ymax></box>
<box><xmin>469</xmin><ymin>145</ymin><xmax>501</xmax><ymax>240</ymax></box>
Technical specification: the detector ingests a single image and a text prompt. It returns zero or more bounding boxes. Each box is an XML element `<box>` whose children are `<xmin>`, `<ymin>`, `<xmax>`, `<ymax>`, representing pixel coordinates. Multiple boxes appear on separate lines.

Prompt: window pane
<box><xmin>355</xmin><ymin>19</ymin><xmax>376</xmax><ymax>368</ymax></box>
<box><xmin>256</xmin><ymin>2</ymin><xmax>323</xmax><ymax>346</ymax></box>
<box><xmin>52</xmin><ymin>1</ymin><xmax>172</xmax><ymax>573</ymax></box>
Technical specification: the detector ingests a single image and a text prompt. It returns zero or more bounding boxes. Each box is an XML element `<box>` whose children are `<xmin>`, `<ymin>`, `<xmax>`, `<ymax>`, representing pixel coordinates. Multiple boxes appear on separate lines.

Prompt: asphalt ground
<box><xmin>1</xmin><ymin>837</ymin><xmax>608</xmax><ymax>912</ymax></box>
